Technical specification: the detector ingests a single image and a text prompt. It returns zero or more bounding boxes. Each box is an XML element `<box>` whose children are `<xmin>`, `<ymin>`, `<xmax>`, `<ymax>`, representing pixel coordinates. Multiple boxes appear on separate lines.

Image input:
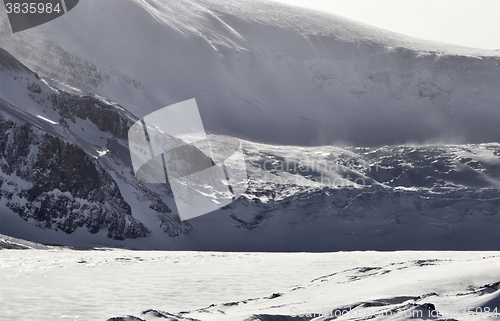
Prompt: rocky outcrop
<box><xmin>0</xmin><ymin>114</ymin><xmax>149</xmax><ymax>240</ymax></box>
<box><xmin>50</xmin><ymin>92</ymin><xmax>134</xmax><ymax>140</ymax></box>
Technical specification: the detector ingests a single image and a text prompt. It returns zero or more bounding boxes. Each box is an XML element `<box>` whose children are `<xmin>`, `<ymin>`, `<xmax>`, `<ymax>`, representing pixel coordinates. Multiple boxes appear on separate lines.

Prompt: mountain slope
<box><xmin>0</xmin><ymin>47</ymin><xmax>498</xmax><ymax>250</ymax></box>
<box><xmin>0</xmin><ymin>48</ymin><xmax>192</xmax><ymax>246</ymax></box>
<box><xmin>0</xmin><ymin>0</ymin><xmax>498</xmax><ymax>250</ymax></box>
<box><xmin>0</xmin><ymin>0</ymin><xmax>498</xmax><ymax>146</ymax></box>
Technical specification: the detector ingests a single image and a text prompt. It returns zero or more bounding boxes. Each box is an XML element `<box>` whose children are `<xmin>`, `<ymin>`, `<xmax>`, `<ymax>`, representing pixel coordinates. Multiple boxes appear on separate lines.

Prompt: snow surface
<box><xmin>0</xmin><ymin>247</ymin><xmax>499</xmax><ymax>321</ymax></box>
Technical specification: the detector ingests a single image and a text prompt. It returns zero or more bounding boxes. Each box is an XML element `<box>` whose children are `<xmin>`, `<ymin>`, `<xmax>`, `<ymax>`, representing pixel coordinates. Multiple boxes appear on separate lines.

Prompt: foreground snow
<box><xmin>1</xmin><ymin>246</ymin><xmax>499</xmax><ymax>321</ymax></box>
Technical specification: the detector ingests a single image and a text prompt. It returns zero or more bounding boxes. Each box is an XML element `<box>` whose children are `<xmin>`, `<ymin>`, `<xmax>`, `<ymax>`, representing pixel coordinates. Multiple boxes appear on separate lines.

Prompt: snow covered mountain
<box><xmin>0</xmin><ymin>0</ymin><xmax>498</xmax><ymax>146</ymax></box>
<box><xmin>0</xmin><ymin>0</ymin><xmax>498</xmax><ymax>250</ymax></box>
<box><xmin>0</xmin><ymin>48</ymin><xmax>192</xmax><ymax>246</ymax></box>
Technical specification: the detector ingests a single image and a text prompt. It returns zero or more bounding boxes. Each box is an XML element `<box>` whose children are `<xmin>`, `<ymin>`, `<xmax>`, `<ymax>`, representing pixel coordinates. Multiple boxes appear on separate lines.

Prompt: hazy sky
<box><xmin>271</xmin><ymin>0</ymin><xmax>500</xmax><ymax>50</ymax></box>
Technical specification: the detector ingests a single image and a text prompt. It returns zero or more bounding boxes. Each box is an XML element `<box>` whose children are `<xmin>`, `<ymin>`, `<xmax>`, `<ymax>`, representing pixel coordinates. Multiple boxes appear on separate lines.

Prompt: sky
<box><xmin>270</xmin><ymin>0</ymin><xmax>500</xmax><ymax>50</ymax></box>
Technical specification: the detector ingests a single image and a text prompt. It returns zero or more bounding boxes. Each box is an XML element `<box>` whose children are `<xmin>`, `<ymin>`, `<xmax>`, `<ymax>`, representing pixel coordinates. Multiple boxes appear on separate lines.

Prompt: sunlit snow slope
<box><xmin>1</xmin><ymin>248</ymin><xmax>498</xmax><ymax>321</ymax></box>
<box><xmin>0</xmin><ymin>0</ymin><xmax>498</xmax><ymax>146</ymax></box>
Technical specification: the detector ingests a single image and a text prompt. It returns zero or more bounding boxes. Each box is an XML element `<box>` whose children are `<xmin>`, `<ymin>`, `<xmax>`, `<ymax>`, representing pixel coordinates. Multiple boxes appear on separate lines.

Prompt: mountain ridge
<box><xmin>0</xmin><ymin>0</ymin><xmax>498</xmax><ymax>146</ymax></box>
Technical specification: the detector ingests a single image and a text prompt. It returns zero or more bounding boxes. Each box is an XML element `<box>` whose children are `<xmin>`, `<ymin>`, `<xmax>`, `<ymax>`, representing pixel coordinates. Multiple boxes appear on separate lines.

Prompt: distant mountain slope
<box><xmin>0</xmin><ymin>47</ymin><xmax>498</xmax><ymax>251</ymax></box>
<box><xmin>0</xmin><ymin>0</ymin><xmax>498</xmax><ymax>146</ymax></box>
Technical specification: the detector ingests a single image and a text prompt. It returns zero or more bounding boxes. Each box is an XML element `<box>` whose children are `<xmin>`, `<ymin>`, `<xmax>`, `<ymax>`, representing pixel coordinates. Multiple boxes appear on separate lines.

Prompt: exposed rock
<box><xmin>50</xmin><ymin>91</ymin><xmax>134</xmax><ymax>139</ymax></box>
<box><xmin>0</xmin><ymin>118</ymin><xmax>149</xmax><ymax>240</ymax></box>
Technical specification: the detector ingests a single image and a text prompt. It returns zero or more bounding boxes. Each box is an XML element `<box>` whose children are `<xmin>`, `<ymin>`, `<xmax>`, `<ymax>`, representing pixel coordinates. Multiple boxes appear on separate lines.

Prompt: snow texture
<box><xmin>0</xmin><ymin>0</ymin><xmax>498</xmax><ymax>146</ymax></box>
<box><xmin>0</xmin><ymin>247</ymin><xmax>498</xmax><ymax>321</ymax></box>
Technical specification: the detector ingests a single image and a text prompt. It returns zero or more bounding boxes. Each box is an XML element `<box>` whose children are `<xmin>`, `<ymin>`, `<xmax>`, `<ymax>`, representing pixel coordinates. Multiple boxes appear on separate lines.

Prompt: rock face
<box><xmin>0</xmin><ymin>99</ymin><xmax>149</xmax><ymax>240</ymax></box>
<box><xmin>0</xmin><ymin>47</ymin><xmax>190</xmax><ymax>242</ymax></box>
<box><xmin>50</xmin><ymin>92</ymin><xmax>133</xmax><ymax>139</ymax></box>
